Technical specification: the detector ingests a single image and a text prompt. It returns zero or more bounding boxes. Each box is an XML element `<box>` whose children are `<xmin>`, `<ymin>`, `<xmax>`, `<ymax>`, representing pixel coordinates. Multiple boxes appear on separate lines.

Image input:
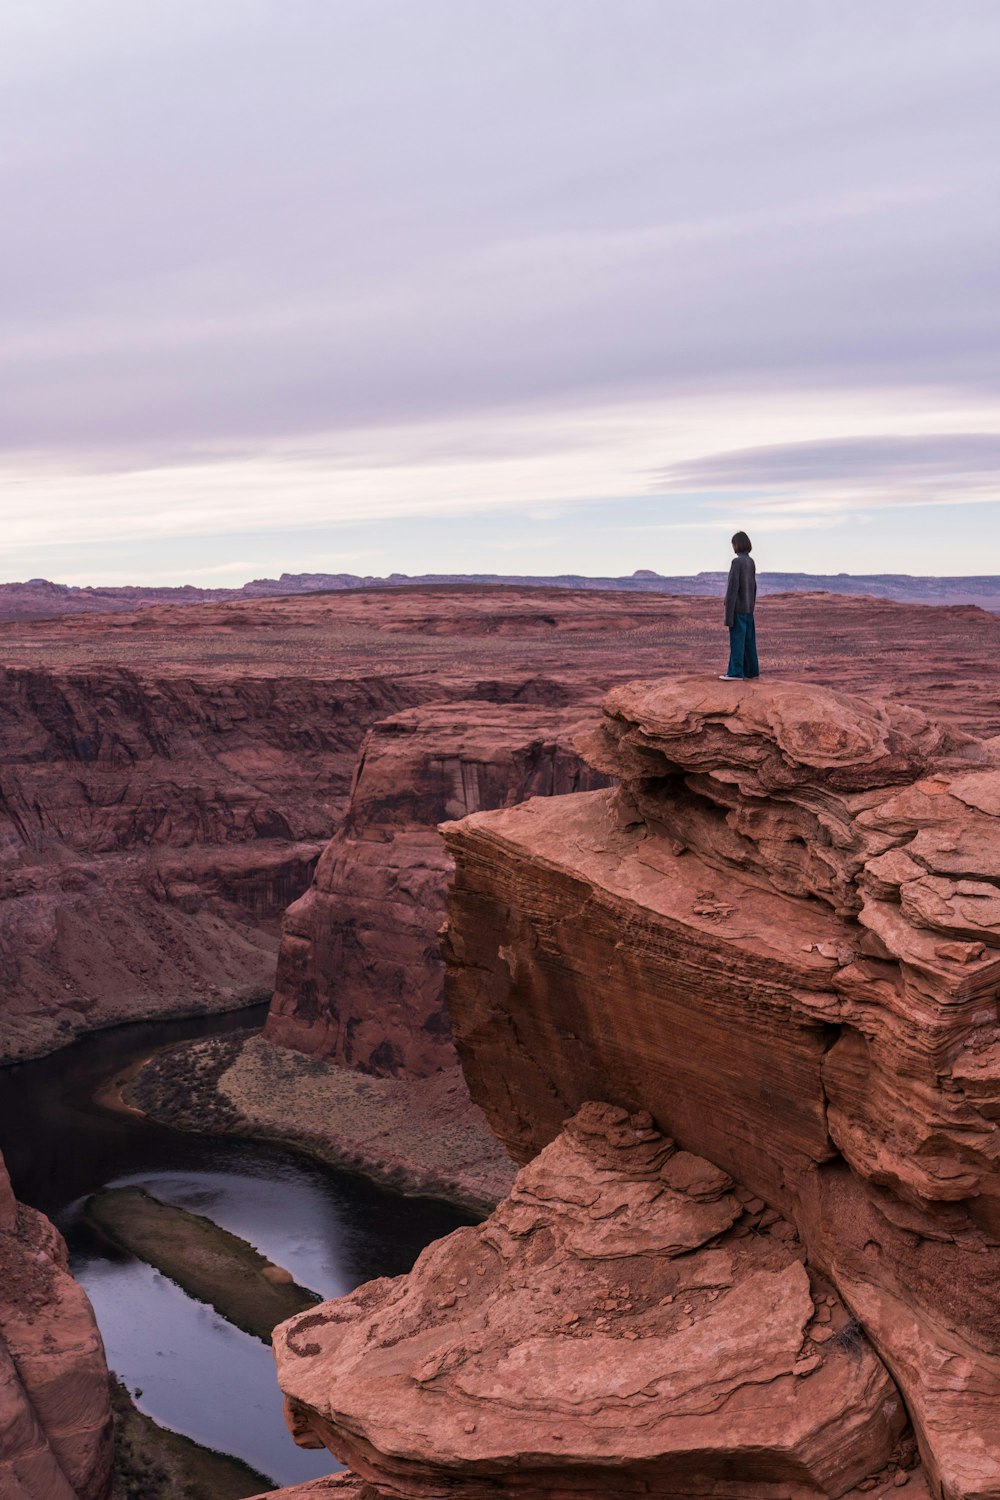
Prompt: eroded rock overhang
<box><xmin>275</xmin><ymin>1103</ymin><xmax>912</xmax><ymax>1499</ymax></box>
<box><xmin>440</xmin><ymin>677</ymin><xmax>1000</xmax><ymax>1498</ymax></box>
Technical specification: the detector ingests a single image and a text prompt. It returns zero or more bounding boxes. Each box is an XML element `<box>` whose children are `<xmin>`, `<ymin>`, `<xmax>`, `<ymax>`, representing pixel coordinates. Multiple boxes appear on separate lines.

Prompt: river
<box><xmin>0</xmin><ymin>1006</ymin><xmax>471</xmax><ymax>1488</ymax></box>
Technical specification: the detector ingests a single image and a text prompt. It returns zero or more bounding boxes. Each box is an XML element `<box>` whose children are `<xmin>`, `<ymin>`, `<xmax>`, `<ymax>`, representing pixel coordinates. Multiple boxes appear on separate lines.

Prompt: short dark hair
<box><xmin>731</xmin><ymin>531</ymin><xmax>752</xmax><ymax>553</ymax></box>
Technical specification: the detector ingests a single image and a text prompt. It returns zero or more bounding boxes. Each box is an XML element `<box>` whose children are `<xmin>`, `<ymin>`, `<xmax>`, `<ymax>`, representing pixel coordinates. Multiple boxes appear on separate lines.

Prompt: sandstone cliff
<box><xmin>261</xmin><ymin>591</ymin><xmax>1000</xmax><ymax>1078</ymax></box>
<box><xmin>5</xmin><ymin>586</ymin><xmax>999</xmax><ymax>1063</ymax></box>
<box><xmin>265</xmin><ymin>702</ymin><xmax>607</xmax><ymax>1074</ymax></box>
<box><xmin>264</xmin><ymin>676</ymin><xmax>1000</xmax><ymax>1498</ymax></box>
<box><xmin>435</xmin><ymin>678</ymin><xmax>1000</xmax><ymax>1497</ymax></box>
<box><xmin>0</xmin><ymin>1151</ymin><xmax>113</xmax><ymax>1500</ymax></box>
<box><xmin>0</xmin><ymin>663</ymin><xmax>424</xmax><ymax>1059</ymax></box>
<box><xmin>10</xmin><ymin>595</ymin><xmax>1000</xmax><ymax>1498</ymax></box>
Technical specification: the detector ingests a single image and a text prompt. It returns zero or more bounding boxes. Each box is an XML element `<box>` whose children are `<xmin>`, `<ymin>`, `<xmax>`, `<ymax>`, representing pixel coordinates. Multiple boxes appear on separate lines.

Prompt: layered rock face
<box><xmin>0</xmin><ymin>664</ymin><xmax>422</xmax><ymax>1059</ymax></box>
<box><xmin>6</xmin><ymin>585</ymin><xmax>1000</xmax><ymax>1062</ymax></box>
<box><xmin>265</xmin><ymin>703</ymin><xmax>606</xmax><ymax>1074</ymax></box>
<box><xmin>0</xmin><ymin>1151</ymin><xmax>113</xmax><ymax>1500</ymax></box>
<box><xmin>274</xmin><ymin>1103</ymin><xmax>916</xmax><ymax>1498</ymax></box>
<box><xmin>439</xmin><ymin>677</ymin><xmax>1000</xmax><ymax>1498</ymax></box>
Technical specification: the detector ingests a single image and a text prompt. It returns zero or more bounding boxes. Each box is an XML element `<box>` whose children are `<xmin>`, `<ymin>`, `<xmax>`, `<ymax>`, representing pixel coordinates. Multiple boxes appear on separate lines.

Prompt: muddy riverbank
<box><xmin>110</xmin><ymin>1377</ymin><xmax>272</xmax><ymax>1500</ymax></box>
<box><xmin>127</xmin><ymin>1033</ymin><xmax>516</xmax><ymax>1216</ymax></box>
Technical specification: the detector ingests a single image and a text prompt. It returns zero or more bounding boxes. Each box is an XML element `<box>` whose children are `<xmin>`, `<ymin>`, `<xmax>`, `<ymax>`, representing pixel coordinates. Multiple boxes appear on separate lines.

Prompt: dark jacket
<box><xmin>724</xmin><ymin>554</ymin><xmax>756</xmax><ymax>627</ymax></box>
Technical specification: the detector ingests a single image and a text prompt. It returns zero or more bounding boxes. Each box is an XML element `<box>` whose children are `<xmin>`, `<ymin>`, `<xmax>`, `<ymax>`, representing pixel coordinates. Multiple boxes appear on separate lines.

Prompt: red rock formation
<box><xmin>274</xmin><ymin>1103</ymin><xmax>920</xmax><ymax>1498</ymax></box>
<box><xmin>0</xmin><ymin>1151</ymin><xmax>113</xmax><ymax>1500</ymax></box>
<box><xmin>253</xmin><ymin>1472</ymin><xmax>937</xmax><ymax>1500</ymax></box>
<box><xmin>0</xmin><ymin>663</ymin><xmax>427</xmax><ymax>1060</ymax></box>
<box><xmin>4</xmin><ymin>585</ymin><xmax>1000</xmax><ymax>1063</ymax></box>
<box><xmin>248</xmin><ymin>1478</ymin><xmax>377</xmax><ymax>1499</ymax></box>
<box><xmin>439</xmin><ymin>677</ymin><xmax>1000</xmax><ymax>1497</ymax></box>
<box><xmin>265</xmin><ymin>702</ymin><xmax>606</xmax><ymax>1074</ymax></box>
<box><xmin>262</xmin><ymin>593</ymin><xmax>1000</xmax><ymax>1080</ymax></box>
<box><xmin>0</xmin><ymin>586</ymin><xmax>691</xmax><ymax>1061</ymax></box>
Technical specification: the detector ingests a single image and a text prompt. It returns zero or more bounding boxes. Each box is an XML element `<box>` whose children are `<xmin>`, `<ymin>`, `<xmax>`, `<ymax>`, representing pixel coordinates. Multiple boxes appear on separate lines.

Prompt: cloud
<box><xmin>652</xmin><ymin>434</ymin><xmax>1000</xmax><ymax>525</ymax></box>
<box><xmin>658</xmin><ymin>434</ymin><xmax>1000</xmax><ymax>487</ymax></box>
<box><xmin>1</xmin><ymin>2</ymin><xmax>1000</xmax><ymax>461</ymax></box>
<box><xmin>2</xmin><ymin>2</ymin><xmax>1000</xmax><ymax>576</ymax></box>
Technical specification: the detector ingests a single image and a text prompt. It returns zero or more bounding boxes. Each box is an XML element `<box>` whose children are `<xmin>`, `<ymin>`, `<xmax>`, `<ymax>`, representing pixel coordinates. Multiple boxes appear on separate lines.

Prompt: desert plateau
<box><xmin>2</xmin><ymin>582</ymin><xmax>1000</xmax><ymax>1499</ymax></box>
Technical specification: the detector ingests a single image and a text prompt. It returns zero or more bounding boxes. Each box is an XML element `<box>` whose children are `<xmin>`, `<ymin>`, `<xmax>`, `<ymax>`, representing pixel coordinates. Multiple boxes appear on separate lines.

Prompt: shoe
<box><xmin>719</xmin><ymin>674</ymin><xmax>743</xmax><ymax>680</ymax></box>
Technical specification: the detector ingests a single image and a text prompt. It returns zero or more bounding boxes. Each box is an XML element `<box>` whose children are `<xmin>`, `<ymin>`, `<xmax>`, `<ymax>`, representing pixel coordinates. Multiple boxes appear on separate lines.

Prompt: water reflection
<box><xmin>80</xmin><ymin>1256</ymin><xmax>327</xmax><ymax>1486</ymax></box>
<box><xmin>0</xmin><ymin>1007</ymin><xmax>471</xmax><ymax>1486</ymax></box>
<box><xmin>106</xmin><ymin>1164</ymin><xmax>354</xmax><ymax>1300</ymax></box>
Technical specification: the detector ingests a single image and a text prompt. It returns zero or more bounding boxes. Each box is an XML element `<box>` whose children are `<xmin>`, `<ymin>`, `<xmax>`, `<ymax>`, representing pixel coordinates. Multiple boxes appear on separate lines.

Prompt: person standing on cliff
<box><xmin>720</xmin><ymin>531</ymin><xmax>759</xmax><ymax>681</ymax></box>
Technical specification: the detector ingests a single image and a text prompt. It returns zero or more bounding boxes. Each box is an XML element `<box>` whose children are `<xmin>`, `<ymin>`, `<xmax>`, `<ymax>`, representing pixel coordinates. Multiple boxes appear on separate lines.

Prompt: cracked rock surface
<box><xmin>441</xmin><ymin>677</ymin><xmax>1000</xmax><ymax>1498</ymax></box>
<box><xmin>274</xmin><ymin>1104</ymin><xmax>908</xmax><ymax>1499</ymax></box>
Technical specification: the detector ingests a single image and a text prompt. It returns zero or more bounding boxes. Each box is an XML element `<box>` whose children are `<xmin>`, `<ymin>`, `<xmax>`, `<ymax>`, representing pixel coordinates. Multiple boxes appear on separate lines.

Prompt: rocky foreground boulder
<box><xmin>274</xmin><ymin>1102</ymin><xmax>916</xmax><ymax>1498</ymax></box>
<box><xmin>269</xmin><ymin>676</ymin><xmax>1000</xmax><ymax>1499</ymax></box>
<box><xmin>0</xmin><ymin>1151</ymin><xmax>113</xmax><ymax>1499</ymax></box>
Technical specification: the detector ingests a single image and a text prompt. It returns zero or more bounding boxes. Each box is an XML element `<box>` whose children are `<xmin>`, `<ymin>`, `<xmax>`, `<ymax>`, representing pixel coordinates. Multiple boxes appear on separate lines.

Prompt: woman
<box><xmin>720</xmin><ymin>531</ymin><xmax>759</xmax><ymax>681</ymax></box>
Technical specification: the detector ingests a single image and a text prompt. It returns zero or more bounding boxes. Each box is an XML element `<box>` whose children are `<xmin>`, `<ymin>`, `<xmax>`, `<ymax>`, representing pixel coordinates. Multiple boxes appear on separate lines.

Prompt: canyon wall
<box><xmin>0</xmin><ymin>1151</ymin><xmax>113</xmax><ymax>1500</ymax></box>
<box><xmin>0</xmin><ymin>663</ymin><xmax>426</xmax><ymax>1060</ymax></box>
<box><xmin>435</xmin><ymin>678</ymin><xmax>1000</xmax><ymax>1498</ymax></box>
<box><xmin>261</xmin><ymin>591</ymin><xmax>1000</xmax><ymax>1079</ymax></box>
<box><xmin>5</xmin><ymin>586</ymin><xmax>1000</xmax><ymax>1063</ymax></box>
<box><xmin>265</xmin><ymin>701</ymin><xmax>607</xmax><ymax>1074</ymax></box>
<box><xmin>7</xmin><ymin>593</ymin><xmax>1000</xmax><ymax>1497</ymax></box>
<box><xmin>0</xmin><ymin>585</ymin><xmax>702</xmax><ymax>1062</ymax></box>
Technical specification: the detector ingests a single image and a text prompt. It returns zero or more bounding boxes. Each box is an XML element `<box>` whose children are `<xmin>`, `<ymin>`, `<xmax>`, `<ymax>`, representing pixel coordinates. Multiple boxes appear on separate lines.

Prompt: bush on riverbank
<box><xmin>110</xmin><ymin>1377</ymin><xmax>272</xmax><ymax>1500</ymax></box>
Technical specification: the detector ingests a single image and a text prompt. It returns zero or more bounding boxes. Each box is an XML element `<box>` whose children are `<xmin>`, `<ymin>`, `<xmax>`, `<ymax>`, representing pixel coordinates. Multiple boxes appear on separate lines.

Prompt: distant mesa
<box><xmin>2</xmin><ymin>569</ymin><xmax>1000</xmax><ymax>624</ymax></box>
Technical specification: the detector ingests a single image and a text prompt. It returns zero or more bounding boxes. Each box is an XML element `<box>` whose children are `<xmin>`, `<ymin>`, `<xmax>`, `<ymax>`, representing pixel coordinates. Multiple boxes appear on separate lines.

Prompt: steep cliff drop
<box><xmin>265</xmin><ymin>702</ymin><xmax>607</xmax><ymax>1076</ymax></box>
<box><xmin>269</xmin><ymin>676</ymin><xmax>1000</xmax><ymax>1499</ymax></box>
<box><xmin>0</xmin><ymin>664</ymin><xmax>388</xmax><ymax>1061</ymax></box>
<box><xmin>0</xmin><ymin>1150</ymin><xmax>113</xmax><ymax>1500</ymax></box>
<box><xmin>439</xmin><ymin>678</ymin><xmax>1000</xmax><ymax>1498</ymax></box>
<box><xmin>7</xmin><ymin>587</ymin><xmax>1000</xmax><ymax>1067</ymax></box>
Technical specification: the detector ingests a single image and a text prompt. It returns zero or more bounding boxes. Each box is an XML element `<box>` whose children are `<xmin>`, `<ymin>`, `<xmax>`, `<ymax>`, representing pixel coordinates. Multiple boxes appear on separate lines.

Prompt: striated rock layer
<box><xmin>0</xmin><ymin>665</ymin><xmax>415</xmax><ymax>1060</ymax></box>
<box><xmin>265</xmin><ymin>702</ymin><xmax>606</xmax><ymax>1075</ymax></box>
<box><xmin>440</xmin><ymin>677</ymin><xmax>1000</xmax><ymax>1498</ymax></box>
<box><xmin>275</xmin><ymin>1103</ymin><xmax>913</xmax><ymax>1499</ymax></box>
<box><xmin>0</xmin><ymin>1150</ymin><xmax>113</xmax><ymax>1500</ymax></box>
<box><xmin>7</xmin><ymin>584</ymin><xmax>1000</xmax><ymax>1064</ymax></box>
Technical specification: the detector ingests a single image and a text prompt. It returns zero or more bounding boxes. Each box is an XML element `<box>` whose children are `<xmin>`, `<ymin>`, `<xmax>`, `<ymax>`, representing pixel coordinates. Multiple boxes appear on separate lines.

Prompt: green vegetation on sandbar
<box><xmin>110</xmin><ymin>1377</ymin><xmax>272</xmax><ymax>1500</ymax></box>
<box><xmin>85</xmin><ymin>1186</ymin><xmax>320</xmax><ymax>1342</ymax></box>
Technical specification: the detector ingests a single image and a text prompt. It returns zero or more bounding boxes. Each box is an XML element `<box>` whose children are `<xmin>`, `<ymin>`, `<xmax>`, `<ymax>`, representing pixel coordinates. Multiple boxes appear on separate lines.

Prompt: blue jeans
<box><xmin>727</xmin><ymin>613</ymin><xmax>759</xmax><ymax>679</ymax></box>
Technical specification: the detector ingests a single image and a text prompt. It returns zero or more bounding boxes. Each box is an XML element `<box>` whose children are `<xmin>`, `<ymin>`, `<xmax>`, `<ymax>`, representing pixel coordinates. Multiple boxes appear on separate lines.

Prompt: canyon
<box><xmin>5</xmin><ymin>585</ymin><xmax>1000</xmax><ymax>1499</ymax></box>
<box><xmin>264</xmin><ymin>700</ymin><xmax>609</xmax><ymax>1074</ymax></box>
<box><xmin>10</xmin><ymin>583</ymin><xmax>998</xmax><ymax>1067</ymax></box>
<box><xmin>0</xmin><ymin>584</ymin><xmax>668</xmax><ymax>1061</ymax></box>
<box><xmin>269</xmin><ymin>670</ymin><xmax>1000</xmax><ymax>1498</ymax></box>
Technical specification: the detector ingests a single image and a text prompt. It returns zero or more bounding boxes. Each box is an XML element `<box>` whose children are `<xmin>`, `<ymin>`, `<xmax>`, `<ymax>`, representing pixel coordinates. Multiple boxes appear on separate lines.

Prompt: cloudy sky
<box><xmin>3</xmin><ymin>0</ymin><xmax>999</xmax><ymax>584</ymax></box>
